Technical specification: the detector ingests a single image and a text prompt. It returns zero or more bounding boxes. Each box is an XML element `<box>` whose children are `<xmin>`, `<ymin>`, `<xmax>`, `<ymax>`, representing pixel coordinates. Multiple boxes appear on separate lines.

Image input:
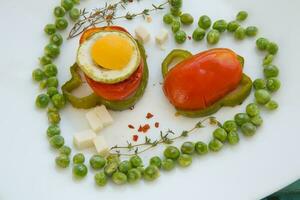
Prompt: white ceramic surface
<box><xmin>1</xmin><ymin>0</ymin><xmax>300</xmax><ymax>199</ymax></box>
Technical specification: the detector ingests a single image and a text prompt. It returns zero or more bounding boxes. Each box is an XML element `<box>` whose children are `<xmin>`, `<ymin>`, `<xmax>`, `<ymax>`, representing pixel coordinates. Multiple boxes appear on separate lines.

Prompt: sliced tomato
<box><xmin>80</xmin><ymin>26</ymin><xmax>143</xmax><ymax>101</ymax></box>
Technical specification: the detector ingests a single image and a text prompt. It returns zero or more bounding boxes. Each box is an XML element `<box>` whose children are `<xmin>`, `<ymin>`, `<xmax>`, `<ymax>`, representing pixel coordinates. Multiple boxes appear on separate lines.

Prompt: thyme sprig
<box><xmin>68</xmin><ymin>1</ymin><xmax>169</xmax><ymax>39</ymax></box>
<box><xmin>110</xmin><ymin>116</ymin><xmax>220</xmax><ymax>156</ymax></box>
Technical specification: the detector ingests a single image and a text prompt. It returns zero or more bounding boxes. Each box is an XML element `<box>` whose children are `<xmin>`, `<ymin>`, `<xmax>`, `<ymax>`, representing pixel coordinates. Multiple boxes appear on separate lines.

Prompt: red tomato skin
<box><xmin>163</xmin><ymin>48</ymin><xmax>243</xmax><ymax>110</ymax></box>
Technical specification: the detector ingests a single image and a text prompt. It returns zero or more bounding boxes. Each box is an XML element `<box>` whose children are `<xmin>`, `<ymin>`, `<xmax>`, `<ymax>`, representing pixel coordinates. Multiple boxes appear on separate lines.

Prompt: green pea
<box><xmin>44</xmin><ymin>64</ymin><xmax>58</xmax><ymax>77</ymax></box>
<box><xmin>32</xmin><ymin>69</ymin><xmax>45</xmax><ymax>82</ymax></box>
<box><xmin>73</xmin><ymin>164</ymin><xmax>88</xmax><ymax>178</ymax></box>
<box><xmin>90</xmin><ymin>155</ymin><xmax>106</xmax><ymax>170</ymax></box>
<box><xmin>246</xmin><ymin>103</ymin><xmax>260</xmax><ymax>117</ymax></box>
<box><xmin>69</xmin><ymin>8</ymin><xmax>80</xmax><ymax>21</ymax></box>
<box><xmin>44</xmin><ymin>43</ymin><xmax>60</xmax><ymax>59</ymax></box>
<box><xmin>263</xmin><ymin>54</ymin><xmax>274</xmax><ymax>66</ymax></box>
<box><xmin>48</xmin><ymin>110</ymin><xmax>61</xmax><ymax>124</ymax></box>
<box><xmin>228</xmin><ymin>131</ymin><xmax>240</xmax><ymax>145</ymax></box>
<box><xmin>51</xmin><ymin>94</ymin><xmax>66</xmax><ymax>109</ymax></box>
<box><xmin>47</xmin><ymin>124</ymin><xmax>60</xmax><ymax>137</ymax></box>
<box><xmin>180</xmin><ymin>13</ymin><xmax>194</xmax><ymax>25</ymax></box>
<box><xmin>44</xmin><ymin>24</ymin><xmax>56</xmax><ymax>35</ymax></box>
<box><xmin>192</xmin><ymin>27</ymin><xmax>206</xmax><ymax>41</ymax></box>
<box><xmin>174</xmin><ymin>30</ymin><xmax>187</xmax><ymax>44</ymax></box>
<box><xmin>227</xmin><ymin>21</ymin><xmax>240</xmax><ymax>32</ymax></box>
<box><xmin>234</xmin><ymin>27</ymin><xmax>246</xmax><ymax>40</ymax></box>
<box><xmin>181</xmin><ymin>141</ymin><xmax>195</xmax><ymax>154</ymax></box>
<box><xmin>47</xmin><ymin>77</ymin><xmax>59</xmax><ymax>88</ymax></box>
<box><xmin>245</xmin><ymin>26</ymin><xmax>258</xmax><ymax>37</ymax></box>
<box><xmin>35</xmin><ymin>94</ymin><xmax>50</xmax><ymax>108</ymax></box>
<box><xmin>39</xmin><ymin>55</ymin><xmax>52</xmax><ymax>66</ymax></box>
<box><xmin>49</xmin><ymin>135</ymin><xmax>64</xmax><ymax>149</ymax></box>
<box><xmin>144</xmin><ymin>165</ymin><xmax>160</xmax><ymax>181</ymax></box>
<box><xmin>213</xmin><ymin>19</ymin><xmax>227</xmax><ymax>33</ymax></box>
<box><xmin>55</xmin><ymin>17</ymin><xmax>68</xmax><ymax>30</ymax></box>
<box><xmin>149</xmin><ymin>156</ymin><xmax>162</xmax><ymax>168</ymax></box>
<box><xmin>234</xmin><ymin>113</ymin><xmax>251</xmax><ymax>126</ymax></box>
<box><xmin>50</xmin><ymin>33</ymin><xmax>63</xmax><ymax>46</ymax></box>
<box><xmin>265</xmin><ymin>100</ymin><xmax>279</xmax><ymax>110</ymax></box>
<box><xmin>251</xmin><ymin>115</ymin><xmax>263</xmax><ymax>126</ymax></box>
<box><xmin>171</xmin><ymin>20</ymin><xmax>181</xmax><ymax>33</ymax></box>
<box><xmin>106</xmin><ymin>154</ymin><xmax>120</xmax><ymax>164</ymax></box>
<box><xmin>198</xmin><ymin>15</ymin><xmax>211</xmax><ymax>30</ymax></box>
<box><xmin>59</xmin><ymin>145</ymin><xmax>72</xmax><ymax>156</ymax></box>
<box><xmin>241</xmin><ymin>122</ymin><xmax>257</xmax><ymax>136</ymax></box>
<box><xmin>170</xmin><ymin>7</ymin><xmax>182</xmax><ymax>17</ymax></box>
<box><xmin>55</xmin><ymin>154</ymin><xmax>70</xmax><ymax>168</ymax></box>
<box><xmin>164</xmin><ymin>146</ymin><xmax>180</xmax><ymax>160</ymax></box>
<box><xmin>161</xmin><ymin>159</ymin><xmax>175</xmax><ymax>171</ymax></box>
<box><xmin>177</xmin><ymin>154</ymin><xmax>192</xmax><ymax>167</ymax></box>
<box><xmin>72</xmin><ymin>0</ymin><xmax>80</xmax><ymax>4</ymax></box>
<box><xmin>256</xmin><ymin>38</ymin><xmax>270</xmax><ymax>51</ymax></box>
<box><xmin>195</xmin><ymin>141</ymin><xmax>208</xmax><ymax>155</ymax></box>
<box><xmin>54</xmin><ymin>6</ymin><xmax>66</xmax><ymax>17</ymax></box>
<box><xmin>264</xmin><ymin>65</ymin><xmax>279</xmax><ymax>78</ymax></box>
<box><xmin>104</xmin><ymin>162</ymin><xmax>118</xmax><ymax>176</ymax></box>
<box><xmin>207</xmin><ymin>29</ymin><xmax>220</xmax><ymax>45</ymax></box>
<box><xmin>127</xmin><ymin>168</ymin><xmax>142</xmax><ymax>183</ymax></box>
<box><xmin>254</xmin><ymin>89</ymin><xmax>271</xmax><ymax>105</ymax></box>
<box><xmin>253</xmin><ymin>78</ymin><xmax>267</xmax><ymax>90</ymax></box>
<box><xmin>267</xmin><ymin>42</ymin><xmax>279</xmax><ymax>55</ymax></box>
<box><xmin>39</xmin><ymin>79</ymin><xmax>48</xmax><ymax>89</ymax></box>
<box><xmin>129</xmin><ymin>155</ymin><xmax>143</xmax><ymax>168</ymax></box>
<box><xmin>136</xmin><ymin>166</ymin><xmax>145</xmax><ymax>175</ymax></box>
<box><xmin>163</xmin><ymin>13</ymin><xmax>174</xmax><ymax>24</ymax></box>
<box><xmin>169</xmin><ymin>0</ymin><xmax>182</xmax><ymax>8</ymax></box>
<box><xmin>47</xmin><ymin>87</ymin><xmax>59</xmax><ymax>97</ymax></box>
<box><xmin>61</xmin><ymin>0</ymin><xmax>74</xmax><ymax>11</ymax></box>
<box><xmin>223</xmin><ymin>120</ymin><xmax>238</xmax><ymax>132</ymax></box>
<box><xmin>73</xmin><ymin>153</ymin><xmax>85</xmax><ymax>164</ymax></box>
<box><xmin>266</xmin><ymin>78</ymin><xmax>281</xmax><ymax>92</ymax></box>
<box><xmin>95</xmin><ymin>172</ymin><xmax>107</xmax><ymax>186</ymax></box>
<box><xmin>118</xmin><ymin>160</ymin><xmax>132</xmax><ymax>174</ymax></box>
<box><xmin>213</xmin><ymin>128</ymin><xmax>227</xmax><ymax>142</ymax></box>
<box><xmin>236</xmin><ymin>11</ymin><xmax>248</xmax><ymax>21</ymax></box>
<box><xmin>112</xmin><ymin>172</ymin><xmax>127</xmax><ymax>185</ymax></box>
<box><xmin>209</xmin><ymin>139</ymin><xmax>223</xmax><ymax>152</ymax></box>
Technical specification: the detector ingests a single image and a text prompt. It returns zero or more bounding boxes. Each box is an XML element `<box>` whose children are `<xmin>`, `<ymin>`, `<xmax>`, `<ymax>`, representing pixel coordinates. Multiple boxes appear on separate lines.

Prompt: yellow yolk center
<box><xmin>91</xmin><ymin>34</ymin><xmax>133</xmax><ymax>70</ymax></box>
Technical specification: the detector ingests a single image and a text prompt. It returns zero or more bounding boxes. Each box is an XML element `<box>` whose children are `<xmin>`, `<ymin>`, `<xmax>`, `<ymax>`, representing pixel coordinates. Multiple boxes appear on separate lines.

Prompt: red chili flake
<box><xmin>155</xmin><ymin>122</ymin><xmax>159</xmax><ymax>128</ymax></box>
<box><xmin>133</xmin><ymin>135</ymin><xmax>139</xmax><ymax>142</ymax></box>
<box><xmin>188</xmin><ymin>36</ymin><xmax>192</xmax><ymax>40</ymax></box>
<box><xmin>142</xmin><ymin>124</ymin><xmax>150</xmax><ymax>133</ymax></box>
<box><xmin>138</xmin><ymin>125</ymin><xmax>143</xmax><ymax>132</ymax></box>
<box><xmin>146</xmin><ymin>112</ymin><xmax>154</xmax><ymax>119</ymax></box>
<box><xmin>128</xmin><ymin>124</ymin><xmax>135</xmax><ymax>129</ymax></box>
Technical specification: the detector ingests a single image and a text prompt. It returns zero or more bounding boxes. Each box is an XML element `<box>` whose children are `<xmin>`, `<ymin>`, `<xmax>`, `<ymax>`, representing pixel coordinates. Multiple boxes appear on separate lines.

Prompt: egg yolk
<box><xmin>91</xmin><ymin>34</ymin><xmax>133</xmax><ymax>70</ymax></box>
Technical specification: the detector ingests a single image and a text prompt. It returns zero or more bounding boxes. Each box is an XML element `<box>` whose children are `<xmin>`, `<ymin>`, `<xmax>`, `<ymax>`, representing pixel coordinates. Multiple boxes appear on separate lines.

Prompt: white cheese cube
<box><xmin>86</xmin><ymin>109</ymin><xmax>103</xmax><ymax>132</ymax></box>
<box><xmin>93</xmin><ymin>135</ymin><xmax>109</xmax><ymax>156</ymax></box>
<box><xmin>135</xmin><ymin>26</ymin><xmax>150</xmax><ymax>43</ymax></box>
<box><xmin>94</xmin><ymin>105</ymin><xmax>113</xmax><ymax>127</ymax></box>
<box><xmin>73</xmin><ymin>129</ymin><xmax>97</xmax><ymax>149</ymax></box>
<box><xmin>155</xmin><ymin>29</ymin><xmax>168</xmax><ymax>45</ymax></box>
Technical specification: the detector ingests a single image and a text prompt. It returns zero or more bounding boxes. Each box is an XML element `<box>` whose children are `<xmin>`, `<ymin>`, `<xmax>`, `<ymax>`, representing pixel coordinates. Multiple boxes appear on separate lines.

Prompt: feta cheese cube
<box><xmin>94</xmin><ymin>105</ymin><xmax>113</xmax><ymax>127</ymax></box>
<box><xmin>86</xmin><ymin>109</ymin><xmax>103</xmax><ymax>132</ymax></box>
<box><xmin>135</xmin><ymin>26</ymin><xmax>150</xmax><ymax>43</ymax></box>
<box><xmin>73</xmin><ymin>129</ymin><xmax>97</xmax><ymax>149</ymax></box>
<box><xmin>155</xmin><ymin>29</ymin><xmax>168</xmax><ymax>45</ymax></box>
<box><xmin>93</xmin><ymin>135</ymin><xmax>109</xmax><ymax>156</ymax></box>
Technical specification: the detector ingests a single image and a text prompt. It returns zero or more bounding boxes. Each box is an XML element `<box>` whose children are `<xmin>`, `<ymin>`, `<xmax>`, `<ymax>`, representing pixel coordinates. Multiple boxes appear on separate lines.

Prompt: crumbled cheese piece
<box><xmin>73</xmin><ymin>129</ymin><xmax>97</xmax><ymax>149</ymax></box>
<box><xmin>93</xmin><ymin>135</ymin><xmax>109</xmax><ymax>156</ymax></box>
<box><xmin>94</xmin><ymin>105</ymin><xmax>114</xmax><ymax>127</ymax></box>
<box><xmin>146</xmin><ymin>16</ymin><xmax>152</xmax><ymax>23</ymax></box>
<box><xmin>86</xmin><ymin>109</ymin><xmax>103</xmax><ymax>132</ymax></box>
<box><xmin>135</xmin><ymin>26</ymin><xmax>150</xmax><ymax>43</ymax></box>
<box><xmin>155</xmin><ymin>29</ymin><xmax>168</xmax><ymax>45</ymax></box>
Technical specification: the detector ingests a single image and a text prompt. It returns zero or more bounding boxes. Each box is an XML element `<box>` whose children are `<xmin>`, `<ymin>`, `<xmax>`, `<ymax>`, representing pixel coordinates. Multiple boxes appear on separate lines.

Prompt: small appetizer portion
<box><xmin>62</xmin><ymin>26</ymin><xmax>149</xmax><ymax>110</ymax></box>
<box><xmin>162</xmin><ymin>48</ymin><xmax>252</xmax><ymax>118</ymax></box>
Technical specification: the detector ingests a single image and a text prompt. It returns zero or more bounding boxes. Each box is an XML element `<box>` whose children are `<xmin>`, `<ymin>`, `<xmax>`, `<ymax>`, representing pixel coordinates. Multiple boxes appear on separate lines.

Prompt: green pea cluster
<box><xmin>32</xmin><ymin>0</ymin><xmax>81</xmax><ymax>171</ymax></box>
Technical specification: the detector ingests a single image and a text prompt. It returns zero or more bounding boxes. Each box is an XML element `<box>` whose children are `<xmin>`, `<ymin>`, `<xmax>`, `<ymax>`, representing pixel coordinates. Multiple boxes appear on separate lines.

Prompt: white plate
<box><xmin>1</xmin><ymin>0</ymin><xmax>300</xmax><ymax>199</ymax></box>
